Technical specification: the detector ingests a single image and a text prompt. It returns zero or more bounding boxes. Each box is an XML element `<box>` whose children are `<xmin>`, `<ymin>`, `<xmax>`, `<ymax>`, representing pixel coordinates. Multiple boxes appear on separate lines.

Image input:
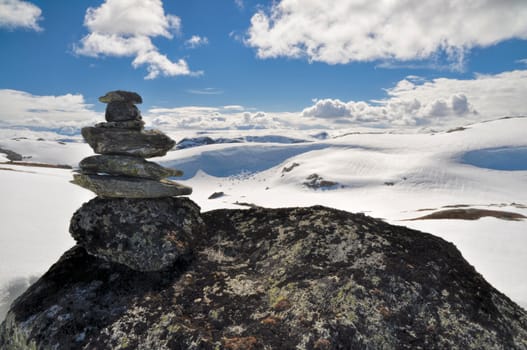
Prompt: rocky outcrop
<box><xmin>0</xmin><ymin>147</ymin><xmax>23</xmax><ymax>162</ymax></box>
<box><xmin>303</xmin><ymin>173</ymin><xmax>341</xmax><ymax>189</ymax></box>
<box><xmin>2</xmin><ymin>206</ymin><xmax>526</xmax><ymax>349</ymax></box>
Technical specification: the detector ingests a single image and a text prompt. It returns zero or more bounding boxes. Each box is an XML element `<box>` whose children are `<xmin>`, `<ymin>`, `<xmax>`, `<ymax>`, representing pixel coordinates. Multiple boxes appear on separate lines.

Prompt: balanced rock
<box><xmin>81</xmin><ymin>127</ymin><xmax>175</xmax><ymax>158</ymax></box>
<box><xmin>99</xmin><ymin>90</ymin><xmax>142</xmax><ymax>104</ymax></box>
<box><xmin>105</xmin><ymin>101</ymin><xmax>141</xmax><ymax>122</ymax></box>
<box><xmin>80</xmin><ymin>155</ymin><xmax>183</xmax><ymax>180</ymax></box>
<box><xmin>72</xmin><ymin>174</ymin><xmax>191</xmax><ymax>198</ymax></box>
<box><xmin>69</xmin><ymin>197</ymin><xmax>204</xmax><ymax>271</ymax></box>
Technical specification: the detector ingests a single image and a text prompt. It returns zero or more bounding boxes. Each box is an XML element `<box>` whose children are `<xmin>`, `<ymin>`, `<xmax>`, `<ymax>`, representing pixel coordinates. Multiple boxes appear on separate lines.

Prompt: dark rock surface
<box><xmin>71</xmin><ymin>174</ymin><xmax>191</xmax><ymax>198</ymax></box>
<box><xmin>94</xmin><ymin>120</ymin><xmax>145</xmax><ymax>130</ymax></box>
<box><xmin>99</xmin><ymin>90</ymin><xmax>142</xmax><ymax>104</ymax></box>
<box><xmin>208</xmin><ymin>191</ymin><xmax>225</xmax><ymax>199</ymax></box>
<box><xmin>81</xmin><ymin>127</ymin><xmax>175</xmax><ymax>158</ymax></box>
<box><xmin>69</xmin><ymin>197</ymin><xmax>204</xmax><ymax>271</ymax></box>
<box><xmin>2</xmin><ymin>206</ymin><xmax>527</xmax><ymax>349</ymax></box>
<box><xmin>105</xmin><ymin>101</ymin><xmax>141</xmax><ymax>122</ymax></box>
<box><xmin>303</xmin><ymin>173</ymin><xmax>341</xmax><ymax>189</ymax></box>
<box><xmin>0</xmin><ymin>147</ymin><xmax>23</xmax><ymax>161</ymax></box>
<box><xmin>79</xmin><ymin>155</ymin><xmax>183</xmax><ymax>180</ymax></box>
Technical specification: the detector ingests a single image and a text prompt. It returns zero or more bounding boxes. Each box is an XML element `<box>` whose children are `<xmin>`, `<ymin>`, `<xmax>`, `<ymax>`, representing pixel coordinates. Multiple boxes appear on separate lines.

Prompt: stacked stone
<box><xmin>70</xmin><ymin>91</ymin><xmax>203</xmax><ymax>272</ymax></box>
<box><xmin>72</xmin><ymin>90</ymin><xmax>191</xmax><ymax>198</ymax></box>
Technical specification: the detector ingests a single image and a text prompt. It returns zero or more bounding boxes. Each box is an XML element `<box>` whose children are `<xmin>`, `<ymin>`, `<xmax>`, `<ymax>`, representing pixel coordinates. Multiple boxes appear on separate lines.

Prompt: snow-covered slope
<box><xmin>0</xmin><ymin>117</ymin><xmax>526</xmax><ymax>321</ymax></box>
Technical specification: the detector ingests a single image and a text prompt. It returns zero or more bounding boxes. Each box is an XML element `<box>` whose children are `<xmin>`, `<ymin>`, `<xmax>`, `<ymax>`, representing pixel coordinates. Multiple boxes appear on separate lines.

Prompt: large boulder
<box><xmin>69</xmin><ymin>197</ymin><xmax>204</xmax><ymax>271</ymax></box>
<box><xmin>81</xmin><ymin>127</ymin><xmax>176</xmax><ymax>158</ymax></box>
<box><xmin>2</xmin><ymin>206</ymin><xmax>527</xmax><ymax>349</ymax></box>
<box><xmin>79</xmin><ymin>155</ymin><xmax>183</xmax><ymax>180</ymax></box>
<box><xmin>71</xmin><ymin>174</ymin><xmax>191</xmax><ymax>198</ymax></box>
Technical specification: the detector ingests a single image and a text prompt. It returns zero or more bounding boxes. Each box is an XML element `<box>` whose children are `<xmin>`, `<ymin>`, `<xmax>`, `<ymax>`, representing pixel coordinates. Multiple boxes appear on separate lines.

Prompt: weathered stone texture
<box><xmin>99</xmin><ymin>90</ymin><xmax>142</xmax><ymax>104</ymax></box>
<box><xmin>105</xmin><ymin>101</ymin><xmax>141</xmax><ymax>122</ymax></box>
<box><xmin>2</xmin><ymin>206</ymin><xmax>527</xmax><ymax>349</ymax></box>
<box><xmin>79</xmin><ymin>155</ymin><xmax>182</xmax><ymax>180</ymax></box>
<box><xmin>72</xmin><ymin>173</ymin><xmax>191</xmax><ymax>198</ymax></box>
<box><xmin>81</xmin><ymin>127</ymin><xmax>175</xmax><ymax>158</ymax></box>
<box><xmin>69</xmin><ymin>197</ymin><xmax>204</xmax><ymax>271</ymax></box>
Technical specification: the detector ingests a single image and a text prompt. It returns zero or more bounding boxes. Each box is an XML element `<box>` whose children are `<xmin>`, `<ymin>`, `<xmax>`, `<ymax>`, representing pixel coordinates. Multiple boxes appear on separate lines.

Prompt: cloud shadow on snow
<box><xmin>162</xmin><ymin>144</ymin><xmax>352</xmax><ymax>179</ymax></box>
<box><xmin>461</xmin><ymin>147</ymin><xmax>527</xmax><ymax>171</ymax></box>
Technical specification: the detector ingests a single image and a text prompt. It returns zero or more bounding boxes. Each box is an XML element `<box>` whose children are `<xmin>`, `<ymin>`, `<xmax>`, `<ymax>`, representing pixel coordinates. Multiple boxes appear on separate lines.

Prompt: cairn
<box><xmin>72</xmin><ymin>90</ymin><xmax>191</xmax><ymax>198</ymax></box>
<box><xmin>70</xmin><ymin>91</ymin><xmax>204</xmax><ymax>272</ymax></box>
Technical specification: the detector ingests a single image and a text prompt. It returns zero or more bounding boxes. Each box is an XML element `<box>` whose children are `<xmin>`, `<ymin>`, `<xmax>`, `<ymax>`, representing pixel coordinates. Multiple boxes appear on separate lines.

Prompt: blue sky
<box><xmin>0</xmin><ymin>0</ymin><xmax>526</xmax><ymax>130</ymax></box>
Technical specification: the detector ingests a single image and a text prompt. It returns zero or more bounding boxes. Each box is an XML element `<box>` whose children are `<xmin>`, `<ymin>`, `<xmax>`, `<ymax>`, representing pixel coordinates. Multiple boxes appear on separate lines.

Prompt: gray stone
<box><xmin>71</xmin><ymin>174</ymin><xmax>191</xmax><ymax>198</ymax></box>
<box><xmin>105</xmin><ymin>101</ymin><xmax>141</xmax><ymax>122</ymax></box>
<box><xmin>95</xmin><ymin>119</ymin><xmax>145</xmax><ymax>130</ymax></box>
<box><xmin>81</xmin><ymin>127</ymin><xmax>175</xmax><ymax>158</ymax></box>
<box><xmin>99</xmin><ymin>90</ymin><xmax>142</xmax><ymax>104</ymax></box>
<box><xmin>2</xmin><ymin>206</ymin><xmax>527</xmax><ymax>348</ymax></box>
<box><xmin>303</xmin><ymin>173</ymin><xmax>341</xmax><ymax>189</ymax></box>
<box><xmin>0</xmin><ymin>147</ymin><xmax>22</xmax><ymax>161</ymax></box>
<box><xmin>69</xmin><ymin>197</ymin><xmax>204</xmax><ymax>271</ymax></box>
<box><xmin>79</xmin><ymin>155</ymin><xmax>183</xmax><ymax>180</ymax></box>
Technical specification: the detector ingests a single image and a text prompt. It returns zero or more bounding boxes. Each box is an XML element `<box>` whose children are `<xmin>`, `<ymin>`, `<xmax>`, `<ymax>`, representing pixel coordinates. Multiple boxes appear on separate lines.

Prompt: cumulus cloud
<box><xmin>246</xmin><ymin>0</ymin><xmax>527</xmax><ymax>69</ymax></box>
<box><xmin>301</xmin><ymin>69</ymin><xmax>527</xmax><ymax>127</ymax></box>
<box><xmin>0</xmin><ymin>89</ymin><xmax>99</xmax><ymax>130</ymax></box>
<box><xmin>0</xmin><ymin>0</ymin><xmax>42</xmax><ymax>31</ymax></box>
<box><xmin>146</xmin><ymin>105</ymin><xmax>287</xmax><ymax>130</ymax></box>
<box><xmin>185</xmin><ymin>35</ymin><xmax>208</xmax><ymax>48</ymax></box>
<box><xmin>302</xmin><ymin>99</ymin><xmax>350</xmax><ymax>119</ymax></box>
<box><xmin>74</xmin><ymin>0</ymin><xmax>200</xmax><ymax>79</ymax></box>
<box><xmin>143</xmin><ymin>68</ymin><xmax>527</xmax><ymax>131</ymax></box>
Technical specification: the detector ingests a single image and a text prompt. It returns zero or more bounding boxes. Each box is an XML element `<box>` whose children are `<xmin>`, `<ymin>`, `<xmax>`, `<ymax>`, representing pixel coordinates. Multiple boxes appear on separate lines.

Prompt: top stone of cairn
<box><xmin>99</xmin><ymin>90</ymin><xmax>143</xmax><ymax>104</ymax></box>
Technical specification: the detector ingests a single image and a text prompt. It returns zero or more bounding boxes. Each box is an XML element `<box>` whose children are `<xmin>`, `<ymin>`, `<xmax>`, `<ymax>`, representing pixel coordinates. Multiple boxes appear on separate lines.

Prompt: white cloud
<box><xmin>302</xmin><ymin>99</ymin><xmax>350</xmax><ymax>119</ymax></box>
<box><xmin>132</xmin><ymin>50</ymin><xmax>195</xmax><ymax>80</ymax></box>
<box><xmin>146</xmin><ymin>105</ymin><xmax>287</xmax><ymax>130</ymax></box>
<box><xmin>74</xmin><ymin>0</ymin><xmax>200</xmax><ymax>79</ymax></box>
<box><xmin>234</xmin><ymin>0</ymin><xmax>244</xmax><ymax>10</ymax></box>
<box><xmin>246</xmin><ymin>0</ymin><xmax>527</xmax><ymax>69</ymax></box>
<box><xmin>187</xmin><ymin>88</ymin><xmax>223</xmax><ymax>95</ymax></box>
<box><xmin>301</xmin><ymin>69</ymin><xmax>527</xmax><ymax>127</ymax></box>
<box><xmin>0</xmin><ymin>89</ymin><xmax>99</xmax><ymax>130</ymax></box>
<box><xmin>84</xmin><ymin>0</ymin><xmax>180</xmax><ymax>38</ymax></box>
<box><xmin>517</xmin><ymin>58</ymin><xmax>527</xmax><ymax>65</ymax></box>
<box><xmin>144</xmin><ymin>69</ymin><xmax>527</xmax><ymax>131</ymax></box>
<box><xmin>0</xmin><ymin>0</ymin><xmax>42</xmax><ymax>31</ymax></box>
<box><xmin>185</xmin><ymin>35</ymin><xmax>208</xmax><ymax>48</ymax></box>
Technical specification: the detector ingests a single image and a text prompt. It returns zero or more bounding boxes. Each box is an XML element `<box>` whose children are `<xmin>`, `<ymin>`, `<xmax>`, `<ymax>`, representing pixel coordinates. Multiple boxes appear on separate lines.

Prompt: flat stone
<box><xmin>69</xmin><ymin>197</ymin><xmax>204</xmax><ymax>271</ymax></box>
<box><xmin>79</xmin><ymin>155</ymin><xmax>183</xmax><ymax>180</ymax></box>
<box><xmin>95</xmin><ymin>120</ymin><xmax>145</xmax><ymax>130</ymax></box>
<box><xmin>105</xmin><ymin>101</ymin><xmax>141</xmax><ymax>122</ymax></box>
<box><xmin>99</xmin><ymin>90</ymin><xmax>142</xmax><ymax>104</ymax></box>
<box><xmin>71</xmin><ymin>174</ymin><xmax>192</xmax><ymax>198</ymax></box>
<box><xmin>81</xmin><ymin>127</ymin><xmax>175</xmax><ymax>158</ymax></box>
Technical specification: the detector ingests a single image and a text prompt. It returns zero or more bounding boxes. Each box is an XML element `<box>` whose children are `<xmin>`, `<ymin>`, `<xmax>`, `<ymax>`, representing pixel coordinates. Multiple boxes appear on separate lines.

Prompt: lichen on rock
<box><xmin>69</xmin><ymin>197</ymin><xmax>204</xmax><ymax>272</ymax></box>
<box><xmin>2</xmin><ymin>205</ymin><xmax>527</xmax><ymax>349</ymax></box>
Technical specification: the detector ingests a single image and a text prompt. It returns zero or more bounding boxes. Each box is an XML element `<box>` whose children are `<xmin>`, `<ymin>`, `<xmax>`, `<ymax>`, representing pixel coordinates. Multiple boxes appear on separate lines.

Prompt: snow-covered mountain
<box><xmin>0</xmin><ymin>116</ymin><xmax>526</xmax><ymax>321</ymax></box>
